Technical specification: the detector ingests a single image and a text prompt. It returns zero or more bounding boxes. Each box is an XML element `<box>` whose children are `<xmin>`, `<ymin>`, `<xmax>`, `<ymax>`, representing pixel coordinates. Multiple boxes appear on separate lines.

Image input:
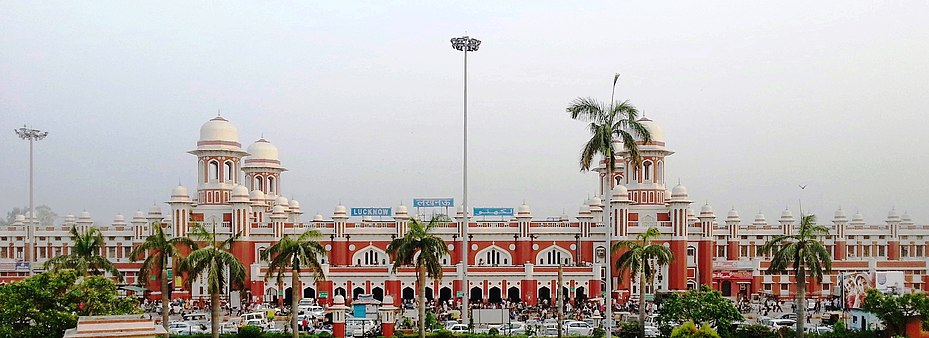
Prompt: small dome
<box><xmin>589</xmin><ymin>196</ymin><xmax>603</xmax><ymax>207</ymax></box>
<box><xmin>333</xmin><ymin>295</ymin><xmax>345</xmax><ymax>304</ymax></box>
<box><xmin>851</xmin><ymin>211</ymin><xmax>865</xmax><ymax>225</ymax></box>
<box><xmin>901</xmin><ymin>212</ymin><xmax>914</xmax><ymax>226</ymax></box>
<box><xmin>887</xmin><ymin>208</ymin><xmax>900</xmax><ymax>222</ymax></box>
<box><xmin>635</xmin><ymin>117</ymin><xmax>665</xmax><ymax>143</ymax></box>
<box><xmin>250</xmin><ymin>189</ymin><xmax>266</xmax><ymax>201</ymax></box>
<box><xmin>275</xmin><ymin>196</ymin><xmax>289</xmax><ymax>207</ymax></box>
<box><xmin>578</xmin><ymin>205</ymin><xmax>591</xmax><ymax>214</ymax></box>
<box><xmin>14</xmin><ymin>214</ymin><xmax>25</xmax><ymax>222</ymax></box>
<box><xmin>334</xmin><ymin>204</ymin><xmax>347</xmax><ymax>215</ymax></box>
<box><xmin>518</xmin><ymin>203</ymin><xmax>532</xmax><ymax>216</ymax></box>
<box><xmin>113</xmin><ymin>214</ymin><xmax>126</xmax><ymax>223</ymax></box>
<box><xmin>198</xmin><ymin>116</ymin><xmax>239</xmax><ymax>146</ymax></box>
<box><xmin>611</xmin><ymin>185</ymin><xmax>629</xmax><ymax>203</ymax></box>
<box><xmin>700</xmin><ymin>203</ymin><xmax>714</xmax><ymax>215</ymax></box>
<box><xmin>272</xmin><ymin>205</ymin><xmax>286</xmax><ymax>214</ymax></box>
<box><xmin>833</xmin><ymin>207</ymin><xmax>847</xmax><ymax>221</ymax></box>
<box><xmin>232</xmin><ymin>185</ymin><xmax>249</xmax><ymax>197</ymax></box>
<box><xmin>727</xmin><ymin>207</ymin><xmax>740</xmax><ymax>221</ymax></box>
<box><xmin>148</xmin><ymin>204</ymin><xmax>162</xmax><ymax>215</ymax></box>
<box><xmin>133</xmin><ymin>210</ymin><xmax>146</xmax><ymax>219</ymax></box>
<box><xmin>289</xmin><ymin>199</ymin><xmax>300</xmax><ymax>209</ymax></box>
<box><xmin>671</xmin><ymin>184</ymin><xmax>689</xmax><ymax>200</ymax></box>
<box><xmin>247</xmin><ymin>138</ymin><xmax>279</xmax><ymax>160</ymax></box>
<box><xmin>65</xmin><ymin>214</ymin><xmax>76</xmax><ymax>223</ymax></box>
<box><xmin>779</xmin><ymin>209</ymin><xmax>795</xmax><ymax>222</ymax></box>
<box><xmin>753</xmin><ymin>212</ymin><xmax>767</xmax><ymax>225</ymax></box>
<box><xmin>313</xmin><ymin>213</ymin><xmax>324</xmax><ymax>221</ymax></box>
<box><xmin>79</xmin><ymin>211</ymin><xmax>92</xmax><ymax>221</ymax></box>
<box><xmin>396</xmin><ymin>204</ymin><xmax>408</xmax><ymax>215</ymax></box>
<box><xmin>171</xmin><ymin>185</ymin><xmax>189</xmax><ymax>197</ymax></box>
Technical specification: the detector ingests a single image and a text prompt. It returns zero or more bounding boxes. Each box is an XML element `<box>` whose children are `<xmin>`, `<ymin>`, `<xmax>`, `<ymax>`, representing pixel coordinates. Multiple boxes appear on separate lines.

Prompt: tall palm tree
<box><xmin>613</xmin><ymin>227</ymin><xmax>672</xmax><ymax>338</ymax></box>
<box><xmin>762</xmin><ymin>214</ymin><xmax>832</xmax><ymax>338</ymax></box>
<box><xmin>261</xmin><ymin>230</ymin><xmax>328</xmax><ymax>338</ymax></box>
<box><xmin>179</xmin><ymin>224</ymin><xmax>247</xmax><ymax>338</ymax></box>
<box><xmin>44</xmin><ymin>225</ymin><xmax>123</xmax><ymax>282</ymax></box>
<box><xmin>129</xmin><ymin>222</ymin><xmax>197</xmax><ymax>329</ymax></box>
<box><xmin>568</xmin><ymin>73</ymin><xmax>650</xmax><ymax>337</ymax></box>
<box><xmin>387</xmin><ymin>215</ymin><xmax>449</xmax><ymax>338</ymax></box>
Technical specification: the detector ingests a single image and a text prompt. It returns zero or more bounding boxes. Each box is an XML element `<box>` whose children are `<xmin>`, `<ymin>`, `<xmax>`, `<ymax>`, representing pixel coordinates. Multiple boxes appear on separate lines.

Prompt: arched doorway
<box><xmin>353</xmin><ymin>287</ymin><xmax>365</xmax><ymax>300</ymax></box>
<box><xmin>439</xmin><ymin>287</ymin><xmax>453</xmax><ymax>305</ymax></box>
<box><xmin>562</xmin><ymin>286</ymin><xmax>570</xmax><ymax>302</ymax></box>
<box><xmin>425</xmin><ymin>287</ymin><xmax>434</xmax><ymax>301</ymax></box>
<box><xmin>402</xmin><ymin>287</ymin><xmax>415</xmax><ymax>302</ymax></box>
<box><xmin>284</xmin><ymin>287</ymin><xmax>293</xmax><ymax>305</ymax></box>
<box><xmin>304</xmin><ymin>287</ymin><xmax>317</xmax><ymax>299</ymax></box>
<box><xmin>488</xmin><ymin>287</ymin><xmax>502</xmax><ymax>303</ymax></box>
<box><xmin>372</xmin><ymin>287</ymin><xmax>384</xmax><ymax>301</ymax></box>
<box><xmin>574</xmin><ymin>287</ymin><xmax>586</xmax><ymax>305</ymax></box>
<box><xmin>334</xmin><ymin>287</ymin><xmax>346</xmax><ymax>298</ymax></box>
<box><xmin>470</xmin><ymin>287</ymin><xmax>483</xmax><ymax>303</ymax></box>
<box><xmin>507</xmin><ymin>287</ymin><xmax>521</xmax><ymax>303</ymax></box>
<box><xmin>265</xmin><ymin>287</ymin><xmax>278</xmax><ymax>304</ymax></box>
<box><xmin>538</xmin><ymin>286</ymin><xmax>551</xmax><ymax>304</ymax></box>
<box><xmin>721</xmin><ymin>280</ymin><xmax>732</xmax><ymax>297</ymax></box>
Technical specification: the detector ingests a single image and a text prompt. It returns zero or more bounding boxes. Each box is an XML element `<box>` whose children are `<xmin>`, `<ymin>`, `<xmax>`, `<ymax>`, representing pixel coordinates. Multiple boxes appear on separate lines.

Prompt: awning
<box><xmin>120</xmin><ymin>285</ymin><xmax>147</xmax><ymax>293</ymax></box>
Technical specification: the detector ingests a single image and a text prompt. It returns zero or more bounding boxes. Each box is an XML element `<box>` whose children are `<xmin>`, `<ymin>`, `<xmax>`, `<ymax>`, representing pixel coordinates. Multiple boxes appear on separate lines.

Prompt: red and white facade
<box><xmin>1</xmin><ymin>115</ymin><xmax>927</xmax><ymax>306</ymax></box>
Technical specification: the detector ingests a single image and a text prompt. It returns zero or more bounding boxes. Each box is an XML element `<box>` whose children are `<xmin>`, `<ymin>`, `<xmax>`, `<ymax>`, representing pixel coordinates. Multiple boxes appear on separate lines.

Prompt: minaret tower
<box><xmin>832</xmin><ymin>208</ymin><xmax>848</xmax><ymax>260</ymax></box>
<box><xmin>242</xmin><ymin>138</ymin><xmax>287</xmax><ymax>202</ymax></box>
<box><xmin>668</xmin><ymin>183</ymin><xmax>691</xmax><ymax>290</ymax></box>
<box><xmin>189</xmin><ymin>116</ymin><xmax>247</xmax><ymax>205</ymax></box>
<box><xmin>622</xmin><ymin>117</ymin><xmax>674</xmax><ymax>205</ymax></box>
<box><xmin>886</xmin><ymin>208</ymin><xmax>901</xmax><ymax>260</ymax></box>
<box><xmin>726</xmin><ymin>208</ymin><xmax>741</xmax><ymax>260</ymax></box>
<box><xmin>697</xmin><ymin>203</ymin><xmax>716</xmax><ymax>287</ymax></box>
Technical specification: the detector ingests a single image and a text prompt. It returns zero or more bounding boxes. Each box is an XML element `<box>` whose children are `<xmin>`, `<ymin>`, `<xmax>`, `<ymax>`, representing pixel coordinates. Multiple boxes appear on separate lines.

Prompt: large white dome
<box><xmin>635</xmin><ymin>117</ymin><xmax>665</xmax><ymax>143</ymax></box>
<box><xmin>198</xmin><ymin>116</ymin><xmax>240</xmax><ymax>147</ymax></box>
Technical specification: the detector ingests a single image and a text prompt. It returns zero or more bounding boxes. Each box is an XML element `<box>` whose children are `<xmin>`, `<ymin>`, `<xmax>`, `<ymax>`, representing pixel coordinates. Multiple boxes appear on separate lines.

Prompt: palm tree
<box><xmin>568</xmin><ymin>73</ymin><xmax>650</xmax><ymax>336</ymax></box>
<box><xmin>261</xmin><ymin>230</ymin><xmax>328</xmax><ymax>338</ymax></box>
<box><xmin>613</xmin><ymin>227</ymin><xmax>673</xmax><ymax>338</ymax></box>
<box><xmin>762</xmin><ymin>214</ymin><xmax>832</xmax><ymax>338</ymax></box>
<box><xmin>179</xmin><ymin>224</ymin><xmax>247</xmax><ymax>338</ymax></box>
<box><xmin>387</xmin><ymin>215</ymin><xmax>449</xmax><ymax>338</ymax></box>
<box><xmin>44</xmin><ymin>225</ymin><xmax>123</xmax><ymax>282</ymax></box>
<box><xmin>129</xmin><ymin>222</ymin><xmax>197</xmax><ymax>330</ymax></box>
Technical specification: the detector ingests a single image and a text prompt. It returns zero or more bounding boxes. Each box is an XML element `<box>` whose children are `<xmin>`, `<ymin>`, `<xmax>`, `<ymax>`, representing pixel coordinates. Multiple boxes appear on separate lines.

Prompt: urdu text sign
<box><xmin>473</xmin><ymin>208</ymin><xmax>514</xmax><ymax>216</ymax></box>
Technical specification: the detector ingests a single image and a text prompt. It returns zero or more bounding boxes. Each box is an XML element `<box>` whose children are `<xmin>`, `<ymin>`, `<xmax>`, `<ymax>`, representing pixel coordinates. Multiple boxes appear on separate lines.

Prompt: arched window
<box><xmin>268</xmin><ymin>177</ymin><xmax>275</xmax><ymax>194</ymax></box>
<box><xmin>199</xmin><ymin>160</ymin><xmax>205</xmax><ymax>183</ymax></box>
<box><xmin>475</xmin><ymin>246</ymin><xmax>511</xmax><ymax>266</ymax></box>
<box><xmin>352</xmin><ymin>246</ymin><xmax>388</xmax><ymax>266</ymax></box>
<box><xmin>656</xmin><ymin>161</ymin><xmax>664</xmax><ymax>184</ymax></box>
<box><xmin>643</xmin><ymin>161</ymin><xmax>652</xmax><ymax>181</ymax></box>
<box><xmin>536</xmin><ymin>246</ymin><xmax>573</xmax><ymax>265</ymax></box>
<box><xmin>225</xmin><ymin>161</ymin><xmax>234</xmax><ymax>182</ymax></box>
<box><xmin>255</xmin><ymin>176</ymin><xmax>264</xmax><ymax>192</ymax></box>
<box><xmin>208</xmin><ymin>161</ymin><xmax>219</xmax><ymax>181</ymax></box>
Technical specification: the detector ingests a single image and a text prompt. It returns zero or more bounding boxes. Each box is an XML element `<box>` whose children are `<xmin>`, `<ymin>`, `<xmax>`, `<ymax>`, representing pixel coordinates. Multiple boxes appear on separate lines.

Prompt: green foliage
<box><xmin>425</xmin><ymin>312</ymin><xmax>443</xmax><ymax>331</ymax></box>
<box><xmin>861</xmin><ymin>288</ymin><xmax>929</xmax><ymax>335</ymax></box>
<box><xmin>657</xmin><ymin>285</ymin><xmax>743</xmax><ymax>335</ymax></box>
<box><xmin>434</xmin><ymin>330</ymin><xmax>455</xmax><ymax>338</ymax></box>
<box><xmin>671</xmin><ymin>321</ymin><xmax>720</xmax><ymax>338</ymax></box>
<box><xmin>44</xmin><ymin>226</ymin><xmax>124</xmax><ymax>281</ymax></box>
<box><xmin>616</xmin><ymin>321</ymin><xmax>642</xmax><ymax>338</ymax></box>
<box><xmin>0</xmin><ymin>270</ymin><xmax>141</xmax><ymax>338</ymax></box>
<box><xmin>592</xmin><ymin>327</ymin><xmax>605</xmax><ymax>338</ymax></box>
<box><xmin>387</xmin><ymin>215</ymin><xmax>449</xmax><ymax>338</ymax></box>
<box><xmin>730</xmin><ymin>324</ymin><xmax>775</xmax><ymax>338</ymax></box>
<box><xmin>487</xmin><ymin>327</ymin><xmax>499</xmax><ymax>336</ymax></box>
<box><xmin>238</xmin><ymin>325</ymin><xmax>263</xmax><ymax>338</ymax></box>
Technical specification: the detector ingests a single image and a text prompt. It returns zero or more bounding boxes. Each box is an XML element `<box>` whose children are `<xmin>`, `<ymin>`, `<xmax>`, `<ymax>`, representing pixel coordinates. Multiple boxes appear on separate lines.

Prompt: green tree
<box><xmin>613</xmin><ymin>227</ymin><xmax>673</xmax><ymax>338</ymax></box>
<box><xmin>568</xmin><ymin>73</ymin><xmax>650</xmax><ymax>338</ymax></box>
<box><xmin>0</xmin><ymin>270</ymin><xmax>140</xmax><ymax>338</ymax></box>
<box><xmin>1</xmin><ymin>205</ymin><xmax>57</xmax><ymax>227</ymax></box>
<box><xmin>44</xmin><ymin>226</ymin><xmax>123</xmax><ymax>281</ymax></box>
<box><xmin>179</xmin><ymin>224</ymin><xmax>247</xmax><ymax>338</ymax></box>
<box><xmin>670</xmin><ymin>321</ymin><xmax>720</xmax><ymax>338</ymax></box>
<box><xmin>761</xmin><ymin>214</ymin><xmax>832</xmax><ymax>338</ymax></box>
<box><xmin>861</xmin><ymin>288</ymin><xmax>929</xmax><ymax>336</ymax></box>
<box><xmin>387</xmin><ymin>215</ymin><xmax>449</xmax><ymax>338</ymax></box>
<box><xmin>129</xmin><ymin>222</ymin><xmax>197</xmax><ymax>330</ymax></box>
<box><xmin>656</xmin><ymin>285</ymin><xmax>743</xmax><ymax>336</ymax></box>
<box><xmin>261</xmin><ymin>230</ymin><xmax>328</xmax><ymax>338</ymax></box>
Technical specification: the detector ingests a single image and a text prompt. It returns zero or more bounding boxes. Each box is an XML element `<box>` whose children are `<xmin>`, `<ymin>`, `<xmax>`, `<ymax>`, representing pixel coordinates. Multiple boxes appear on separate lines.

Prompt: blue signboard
<box><xmin>412</xmin><ymin>198</ymin><xmax>454</xmax><ymax>208</ymax></box>
<box><xmin>350</xmin><ymin>207</ymin><xmax>392</xmax><ymax>217</ymax></box>
<box><xmin>473</xmin><ymin>207</ymin><xmax>514</xmax><ymax>216</ymax></box>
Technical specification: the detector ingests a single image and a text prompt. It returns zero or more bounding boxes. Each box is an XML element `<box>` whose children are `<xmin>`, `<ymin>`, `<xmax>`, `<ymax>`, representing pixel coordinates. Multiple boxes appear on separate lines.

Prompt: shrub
<box><xmin>238</xmin><ymin>325</ymin><xmax>263</xmax><ymax>338</ymax></box>
<box><xmin>592</xmin><ymin>327</ymin><xmax>606</xmax><ymax>338</ymax></box>
<box><xmin>488</xmin><ymin>328</ymin><xmax>499</xmax><ymax>336</ymax></box>
<box><xmin>670</xmin><ymin>321</ymin><xmax>719</xmax><ymax>338</ymax></box>
<box><xmin>616</xmin><ymin>321</ymin><xmax>642</xmax><ymax>338</ymax></box>
<box><xmin>730</xmin><ymin>324</ymin><xmax>775</xmax><ymax>338</ymax></box>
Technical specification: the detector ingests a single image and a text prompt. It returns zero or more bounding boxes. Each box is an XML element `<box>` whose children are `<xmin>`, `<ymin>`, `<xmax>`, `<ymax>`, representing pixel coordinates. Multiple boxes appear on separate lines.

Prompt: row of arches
<box><xmin>201</xmin><ymin>159</ymin><xmax>237</xmax><ymax>183</ymax></box>
<box><xmin>348</xmin><ymin>245</ymin><xmax>574</xmax><ymax>267</ymax></box>
<box><xmin>265</xmin><ymin>285</ymin><xmax>590</xmax><ymax>306</ymax></box>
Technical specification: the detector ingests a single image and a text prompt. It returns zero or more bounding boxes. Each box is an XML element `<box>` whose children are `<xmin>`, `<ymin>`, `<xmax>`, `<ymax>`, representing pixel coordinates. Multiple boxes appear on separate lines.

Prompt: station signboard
<box><xmin>473</xmin><ymin>207</ymin><xmax>514</xmax><ymax>217</ymax></box>
<box><xmin>351</xmin><ymin>208</ymin><xmax>392</xmax><ymax>217</ymax></box>
<box><xmin>412</xmin><ymin>198</ymin><xmax>454</xmax><ymax>207</ymax></box>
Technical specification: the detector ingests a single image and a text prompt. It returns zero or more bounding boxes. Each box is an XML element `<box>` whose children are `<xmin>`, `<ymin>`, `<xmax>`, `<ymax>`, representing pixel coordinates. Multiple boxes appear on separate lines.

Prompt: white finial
<box><xmin>217</xmin><ymin>109</ymin><xmax>221</xmax><ymax>116</ymax></box>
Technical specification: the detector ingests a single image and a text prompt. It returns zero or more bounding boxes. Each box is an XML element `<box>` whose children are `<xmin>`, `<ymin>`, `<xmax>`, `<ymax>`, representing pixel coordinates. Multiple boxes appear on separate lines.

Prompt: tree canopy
<box><xmin>861</xmin><ymin>289</ymin><xmax>929</xmax><ymax>335</ymax></box>
<box><xmin>0</xmin><ymin>270</ymin><xmax>140</xmax><ymax>338</ymax></box>
<box><xmin>657</xmin><ymin>286</ymin><xmax>743</xmax><ymax>336</ymax></box>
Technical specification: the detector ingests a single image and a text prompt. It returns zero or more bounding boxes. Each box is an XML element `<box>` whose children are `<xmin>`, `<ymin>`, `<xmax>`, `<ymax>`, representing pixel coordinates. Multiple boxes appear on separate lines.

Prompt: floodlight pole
<box><xmin>451</xmin><ymin>35</ymin><xmax>481</xmax><ymax>325</ymax></box>
<box><xmin>15</xmin><ymin>125</ymin><xmax>48</xmax><ymax>277</ymax></box>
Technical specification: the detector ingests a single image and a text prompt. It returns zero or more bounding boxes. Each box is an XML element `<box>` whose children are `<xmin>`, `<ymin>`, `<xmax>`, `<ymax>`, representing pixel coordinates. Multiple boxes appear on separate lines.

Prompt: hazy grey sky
<box><xmin>2</xmin><ymin>2</ymin><xmax>927</xmax><ymax>225</ymax></box>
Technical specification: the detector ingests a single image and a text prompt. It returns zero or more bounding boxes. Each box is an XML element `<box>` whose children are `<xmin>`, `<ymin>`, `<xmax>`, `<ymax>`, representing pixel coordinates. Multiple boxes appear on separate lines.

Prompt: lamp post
<box><xmin>14</xmin><ymin>125</ymin><xmax>48</xmax><ymax>277</ymax></box>
<box><xmin>451</xmin><ymin>34</ymin><xmax>480</xmax><ymax>324</ymax></box>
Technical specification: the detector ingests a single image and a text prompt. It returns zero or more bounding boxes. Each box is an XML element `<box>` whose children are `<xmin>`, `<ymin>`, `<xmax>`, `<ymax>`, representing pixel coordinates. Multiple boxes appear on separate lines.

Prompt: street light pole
<box><xmin>451</xmin><ymin>35</ymin><xmax>481</xmax><ymax>325</ymax></box>
<box><xmin>14</xmin><ymin>125</ymin><xmax>49</xmax><ymax>277</ymax></box>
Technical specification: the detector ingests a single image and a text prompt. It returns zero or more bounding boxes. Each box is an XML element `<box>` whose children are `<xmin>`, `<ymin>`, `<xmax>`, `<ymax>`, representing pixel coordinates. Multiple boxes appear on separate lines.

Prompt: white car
<box><xmin>168</xmin><ymin>321</ymin><xmax>209</xmax><ymax>335</ymax></box>
<box><xmin>644</xmin><ymin>325</ymin><xmax>660</xmax><ymax>338</ymax></box>
<box><xmin>768</xmin><ymin>319</ymin><xmax>796</xmax><ymax>330</ymax></box>
<box><xmin>447</xmin><ymin>323</ymin><xmax>470</xmax><ymax>333</ymax></box>
<box><xmin>498</xmin><ymin>322</ymin><xmax>525</xmax><ymax>335</ymax></box>
<box><xmin>563</xmin><ymin>321</ymin><xmax>593</xmax><ymax>336</ymax></box>
<box><xmin>806</xmin><ymin>326</ymin><xmax>833</xmax><ymax>334</ymax></box>
<box><xmin>243</xmin><ymin>318</ymin><xmax>272</xmax><ymax>331</ymax></box>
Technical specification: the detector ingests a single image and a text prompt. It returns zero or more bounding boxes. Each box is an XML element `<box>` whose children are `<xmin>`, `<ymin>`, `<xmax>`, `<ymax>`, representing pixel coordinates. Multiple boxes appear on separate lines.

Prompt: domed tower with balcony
<box><xmin>188</xmin><ymin>115</ymin><xmax>248</xmax><ymax>205</ymax></box>
<box><xmin>242</xmin><ymin>137</ymin><xmax>288</xmax><ymax>202</ymax></box>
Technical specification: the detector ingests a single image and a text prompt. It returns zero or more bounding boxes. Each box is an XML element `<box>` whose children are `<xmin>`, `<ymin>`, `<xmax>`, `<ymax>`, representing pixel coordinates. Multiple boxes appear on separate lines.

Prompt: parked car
<box><xmin>243</xmin><ymin>318</ymin><xmax>273</xmax><ymax>331</ymax></box>
<box><xmin>563</xmin><ymin>321</ymin><xmax>593</xmax><ymax>336</ymax></box>
<box><xmin>498</xmin><ymin>322</ymin><xmax>525</xmax><ymax>335</ymax></box>
<box><xmin>168</xmin><ymin>321</ymin><xmax>209</xmax><ymax>335</ymax></box>
<box><xmin>779</xmin><ymin>313</ymin><xmax>797</xmax><ymax>320</ymax></box>
<box><xmin>447</xmin><ymin>324</ymin><xmax>469</xmax><ymax>333</ymax></box>
<box><xmin>806</xmin><ymin>326</ymin><xmax>833</xmax><ymax>334</ymax></box>
<box><xmin>767</xmin><ymin>319</ymin><xmax>796</xmax><ymax>330</ymax></box>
